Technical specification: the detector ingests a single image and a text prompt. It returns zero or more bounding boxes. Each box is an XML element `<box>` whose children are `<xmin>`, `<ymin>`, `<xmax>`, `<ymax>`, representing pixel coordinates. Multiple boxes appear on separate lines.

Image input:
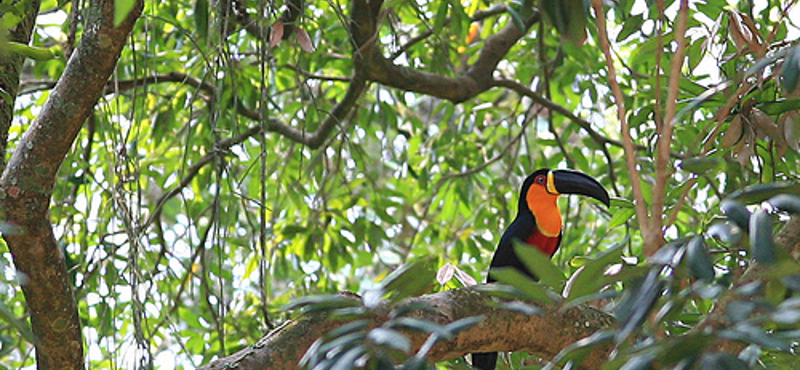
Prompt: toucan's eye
<box><xmin>535</xmin><ymin>175</ymin><xmax>546</xmax><ymax>184</ymax></box>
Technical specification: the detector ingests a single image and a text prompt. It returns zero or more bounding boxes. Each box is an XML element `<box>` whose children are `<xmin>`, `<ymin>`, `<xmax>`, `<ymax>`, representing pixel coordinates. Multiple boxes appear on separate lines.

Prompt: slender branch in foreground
<box><xmin>591</xmin><ymin>0</ymin><xmax>655</xmax><ymax>253</ymax></box>
<box><xmin>653</xmin><ymin>0</ymin><xmax>689</xmax><ymax>244</ymax></box>
<box><xmin>199</xmin><ymin>287</ymin><xmax>615</xmax><ymax>370</ymax></box>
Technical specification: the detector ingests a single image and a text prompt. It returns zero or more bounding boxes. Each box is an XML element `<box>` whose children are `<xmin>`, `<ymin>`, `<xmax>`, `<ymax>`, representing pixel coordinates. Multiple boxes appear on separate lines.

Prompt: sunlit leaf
<box><xmin>565</xmin><ymin>243</ymin><xmax>625</xmax><ymax>300</ymax></box>
<box><xmin>114</xmin><ymin>0</ymin><xmax>137</xmax><ymax>26</ymax></box>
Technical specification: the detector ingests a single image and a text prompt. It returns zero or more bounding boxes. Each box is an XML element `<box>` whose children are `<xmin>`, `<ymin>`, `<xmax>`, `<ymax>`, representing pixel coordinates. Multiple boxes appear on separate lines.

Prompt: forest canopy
<box><xmin>0</xmin><ymin>0</ymin><xmax>799</xmax><ymax>369</ymax></box>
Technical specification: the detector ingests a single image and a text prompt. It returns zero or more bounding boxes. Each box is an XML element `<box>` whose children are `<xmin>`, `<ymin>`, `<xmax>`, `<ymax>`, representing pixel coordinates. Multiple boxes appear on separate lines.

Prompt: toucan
<box><xmin>471</xmin><ymin>168</ymin><xmax>610</xmax><ymax>370</ymax></box>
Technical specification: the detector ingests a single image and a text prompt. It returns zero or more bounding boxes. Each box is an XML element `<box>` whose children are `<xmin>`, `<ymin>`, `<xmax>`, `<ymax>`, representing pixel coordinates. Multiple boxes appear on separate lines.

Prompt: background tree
<box><xmin>0</xmin><ymin>0</ymin><xmax>798</xmax><ymax>369</ymax></box>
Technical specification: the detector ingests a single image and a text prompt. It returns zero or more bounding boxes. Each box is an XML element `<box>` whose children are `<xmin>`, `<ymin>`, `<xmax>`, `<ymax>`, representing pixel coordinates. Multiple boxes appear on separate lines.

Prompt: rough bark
<box><xmin>350</xmin><ymin>0</ymin><xmax>540</xmax><ymax>104</ymax></box>
<box><xmin>0</xmin><ymin>0</ymin><xmax>42</xmax><ymax>174</ymax></box>
<box><xmin>0</xmin><ymin>1</ymin><xmax>143</xmax><ymax>369</ymax></box>
<box><xmin>200</xmin><ymin>288</ymin><xmax>615</xmax><ymax>370</ymax></box>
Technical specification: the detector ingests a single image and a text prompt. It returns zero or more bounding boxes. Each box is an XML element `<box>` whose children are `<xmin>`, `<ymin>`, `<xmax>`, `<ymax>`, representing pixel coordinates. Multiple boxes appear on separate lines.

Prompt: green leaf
<box><xmin>381</xmin><ymin>257</ymin><xmax>437</xmax><ymax>302</ymax></box>
<box><xmin>3</xmin><ymin>41</ymin><xmax>57</xmax><ymax>61</ymax></box>
<box><xmin>720</xmin><ymin>199</ymin><xmax>750</xmax><ymax>231</ymax></box>
<box><xmin>700</xmin><ymin>353</ymin><xmax>750</xmax><ymax>370</ymax></box>
<box><xmin>489</xmin><ymin>268</ymin><xmax>556</xmax><ymax>305</ymax></box>
<box><xmin>758</xmin><ymin>98</ymin><xmax>800</xmax><ymax>115</ymax></box>
<box><xmin>617</xmin><ymin>14</ymin><xmax>644</xmax><ymax>42</ymax></box>
<box><xmin>368</xmin><ymin>328</ymin><xmax>411</xmax><ymax>353</ymax></box>
<box><xmin>331</xmin><ymin>346</ymin><xmax>367</xmax><ymax>370</ymax></box>
<box><xmin>616</xmin><ymin>270</ymin><xmax>665</xmax><ymax>343</ymax></box>
<box><xmin>727</xmin><ymin>183</ymin><xmax>800</xmax><ymax>204</ymax></box>
<box><xmin>513</xmin><ymin>241</ymin><xmax>566</xmax><ymax>289</ymax></box>
<box><xmin>443</xmin><ymin>316</ymin><xmax>484</xmax><ymax>336</ymax></box>
<box><xmin>432</xmin><ymin>2</ymin><xmax>448</xmax><ymax>34</ymax></box>
<box><xmin>498</xmin><ymin>301</ymin><xmax>542</xmax><ymax>316</ymax></box>
<box><xmin>194</xmin><ymin>0</ymin><xmax>209</xmax><ymax>43</ymax></box>
<box><xmin>749</xmin><ymin>209</ymin><xmax>775</xmax><ymax>264</ymax></box>
<box><xmin>0</xmin><ymin>302</ymin><xmax>34</xmax><ymax>343</ymax></box>
<box><xmin>680</xmin><ymin>157</ymin><xmax>723</xmax><ymax>175</ymax></box>
<box><xmin>390</xmin><ymin>317</ymin><xmax>449</xmax><ymax>338</ymax></box>
<box><xmin>781</xmin><ymin>45</ymin><xmax>800</xmax><ymax>95</ymax></box>
<box><xmin>565</xmin><ymin>242</ymin><xmax>625</xmax><ymax>300</ymax></box>
<box><xmin>114</xmin><ymin>0</ymin><xmax>137</xmax><ymax>26</ymax></box>
<box><xmin>505</xmin><ymin>5</ymin><xmax>527</xmax><ymax>32</ymax></box>
<box><xmin>284</xmin><ymin>294</ymin><xmax>360</xmax><ymax>313</ymax></box>
<box><xmin>686</xmin><ymin>236</ymin><xmax>715</xmax><ymax>281</ymax></box>
<box><xmin>768</xmin><ymin>194</ymin><xmax>800</xmax><ymax>214</ymax></box>
<box><xmin>608</xmin><ymin>207</ymin><xmax>636</xmax><ymax>229</ymax></box>
<box><xmin>719</xmin><ymin>324</ymin><xmax>791</xmax><ymax>350</ymax></box>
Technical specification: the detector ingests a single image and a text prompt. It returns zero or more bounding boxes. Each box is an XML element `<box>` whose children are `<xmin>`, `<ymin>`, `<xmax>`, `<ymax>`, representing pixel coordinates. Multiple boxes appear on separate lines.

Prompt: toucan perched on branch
<box><xmin>472</xmin><ymin>168</ymin><xmax>610</xmax><ymax>370</ymax></box>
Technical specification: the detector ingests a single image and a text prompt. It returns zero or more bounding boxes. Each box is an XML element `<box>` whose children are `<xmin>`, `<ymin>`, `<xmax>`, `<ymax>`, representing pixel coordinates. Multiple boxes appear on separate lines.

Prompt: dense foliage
<box><xmin>0</xmin><ymin>0</ymin><xmax>798</xmax><ymax>369</ymax></box>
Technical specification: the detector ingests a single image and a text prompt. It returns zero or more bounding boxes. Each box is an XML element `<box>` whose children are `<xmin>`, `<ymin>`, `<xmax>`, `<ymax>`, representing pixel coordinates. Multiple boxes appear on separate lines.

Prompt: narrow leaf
<box><xmin>381</xmin><ymin>257</ymin><xmax>437</xmax><ymax>302</ymax></box>
<box><xmin>436</xmin><ymin>263</ymin><xmax>455</xmax><ymax>285</ymax></box>
<box><xmin>768</xmin><ymin>194</ymin><xmax>800</xmax><ymax>214</ymax></box>
<box><xmin>270</xmin><ymin>20</ymin><xmax>285</xmax><ymax>48</ymax></box>
<box><xmin>295</xmin><ymin>28</ymin><xmax>316</xmax><ymax>52</ymax></box>
<box><xmin>565</xmin><ymin>243</ymin><xmax>625</xmax><ymax>300</ymax></box>
<box><xmin>749</xmin><ymin>209</ymin><xmax>775</xmax><ymax>264</ymax></box>
<box><xmin>721</xmin><ymin>199</ymin><xmax>750</xmax><ymax>230</ymax></box>
<box><xmin>368</xmin><ymin>328</ymin><xmax>411</xmax><ymax>353</ymax></box>
<box><xmin>513</xmin><ymin>241</ymin><xmax>566</xmax><ymax>289</ymax></box>
<box><xmin>489</xmin><ymin>268</ymin><xmax>555</xmax><ymax>305</ymax></box>
<box><xmin>781</xmin><ymin>45</ymin><xmax>800</xmax><ymax>95</ymax></box>
<box><xmin>686</xmin><ymin>236</ymin><xmax>715</xmax><ymax>281</ymax></box>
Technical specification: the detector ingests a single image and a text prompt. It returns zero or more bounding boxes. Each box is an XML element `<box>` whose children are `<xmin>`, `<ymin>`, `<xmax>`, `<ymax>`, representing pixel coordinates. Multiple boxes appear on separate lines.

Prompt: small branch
<box><xmin>282</xmin><ymin>64</ymin><xmax>352</xmax><ymax>82</ymax></box>
<box><xmin>139</xmin><ymin>125</ymin><xmax>264</xmax><ymax>232</ymax></box>
<box><xmin>20</xmin><ymin>71</ymin><xmax>367</xmax><ymax>150</ymax></box>
<box><xmin>388</xmin><ymin>4</ymin><xmax>509</xmax><ymax>60</ymax></box>
<box><xmin>491</xmin><ymin>79</ymin><xmax>634</xmax><ymax>151</ymax></box>
<box><xmin>591</xmin><ymin>0</ymin><xmax>653</xmax><ymax>251</ymax></box>
<box><xmin>653</xmin><ymin>0</ymin><xmax>689</xmax><ymax>245</ymax></box>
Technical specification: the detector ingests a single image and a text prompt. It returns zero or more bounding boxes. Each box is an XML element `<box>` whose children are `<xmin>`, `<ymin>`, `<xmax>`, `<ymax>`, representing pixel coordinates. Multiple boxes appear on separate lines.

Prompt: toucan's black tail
<box><xmin>471</xmin><ymin>352</ymin><xmax>498</xmax><ymax>370</ymax></box>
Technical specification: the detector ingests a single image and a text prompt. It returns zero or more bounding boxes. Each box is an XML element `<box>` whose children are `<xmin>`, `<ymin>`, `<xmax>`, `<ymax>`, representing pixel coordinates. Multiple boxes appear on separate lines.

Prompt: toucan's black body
<box><xmin>471</xmin><ymin>169</ymin><xmax>609</xmax><ymax>370</ymax></box>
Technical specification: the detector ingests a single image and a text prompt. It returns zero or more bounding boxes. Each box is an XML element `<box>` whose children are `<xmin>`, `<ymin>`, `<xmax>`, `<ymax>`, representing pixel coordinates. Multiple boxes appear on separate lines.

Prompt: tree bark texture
<box><xmin>350</xmin><ymin>0</ymin><xmax>540</xmax><ymax>104</ymax></box>
<box><xmin>0</xmin><ymin>0</ymin><xmax>42</xmax><ymax>174</ymax></box>
<box><xmin>200</xmin><ymin>288</ymin><xmax>615</xmax><ymax>370</ymax></box>
<box><xmin>0</xmin><ymin>1</ymin><xmax>143</xmax><ymax>369</ymax></box>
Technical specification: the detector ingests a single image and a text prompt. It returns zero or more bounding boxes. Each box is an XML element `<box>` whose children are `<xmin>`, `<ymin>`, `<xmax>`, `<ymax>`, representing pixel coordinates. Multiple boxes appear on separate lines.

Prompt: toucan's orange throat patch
<box><xmin>526</xmin><ymin>185</ymin><xmax>562</xmax><ymax>237</ymax></box>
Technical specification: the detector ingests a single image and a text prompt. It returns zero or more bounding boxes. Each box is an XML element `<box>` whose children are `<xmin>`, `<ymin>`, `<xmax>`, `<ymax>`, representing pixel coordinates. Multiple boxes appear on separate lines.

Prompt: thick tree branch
<box><xmin>350</xmin><ymin>0</ymin><xmax>540</xmax><ymax>104</ymax></box>
<box><xmin>200</xmin><ymin>288</ymin><xmax>614</xmax><ymax>370</ymax></box>
<box><xmin>0</xmin><ymin>1</ymin><xmax>143</xmax><ymax>369</ymax></box>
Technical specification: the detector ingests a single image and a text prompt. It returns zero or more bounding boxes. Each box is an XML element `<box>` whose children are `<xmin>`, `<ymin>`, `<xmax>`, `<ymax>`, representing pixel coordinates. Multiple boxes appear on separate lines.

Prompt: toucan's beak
<box><xmin>549</xmin><ymin>169</ymin><xmax>610</xmax><ymax>207</ymax></box>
